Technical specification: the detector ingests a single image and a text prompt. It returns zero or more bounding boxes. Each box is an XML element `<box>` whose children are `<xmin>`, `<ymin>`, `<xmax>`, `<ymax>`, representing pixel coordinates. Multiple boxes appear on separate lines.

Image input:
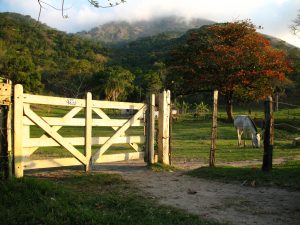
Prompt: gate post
<box><xmin>147</xmin><ymin>94</ymin><xmax>155</xmax><ymax>164</ymax></box>
<box><xmin>14</xmin><ymin>84</ymin><xmax>24</xmax><ymax>178</ymax></box>
<box><xmin>85</xmin><ymin>92</ymin><xmax>92</xmax><ymax>171</ymax></box>
<box><xmin>0</xmin><ymin>78</ymin><xmax>12</xmax><ymax>179</ymax></box>
<box><xmin>158</xmin><ymin>90</ymin><xmax>170</xmax><ymax>165</ymax></box>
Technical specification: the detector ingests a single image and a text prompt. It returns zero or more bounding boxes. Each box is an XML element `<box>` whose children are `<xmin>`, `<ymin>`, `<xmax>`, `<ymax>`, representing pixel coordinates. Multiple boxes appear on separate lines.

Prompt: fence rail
<box><xmin>14</xmin><ymin>84</ymin><xmax>147</xmax><ymax>177</ymax></box>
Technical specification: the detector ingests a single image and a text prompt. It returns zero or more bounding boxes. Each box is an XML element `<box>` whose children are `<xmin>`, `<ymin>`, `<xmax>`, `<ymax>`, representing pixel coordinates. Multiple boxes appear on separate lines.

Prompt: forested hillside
<box><xmin>0</xmin><ymin>12</ymin><xmax>110</xmax><ymax>98</ymax></box>
<box><xmin>0</xmin><ymin>12</ymin><xmax>299</xmax><ymax>104</ymax></box>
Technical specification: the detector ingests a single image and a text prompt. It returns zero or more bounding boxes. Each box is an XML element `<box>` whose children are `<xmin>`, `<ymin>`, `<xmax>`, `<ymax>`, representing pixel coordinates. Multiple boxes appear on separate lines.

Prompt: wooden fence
<box><xmin>14</xmin><ymin>84</ymin><xmax>148</xmax><ymax>177</ymax></box>
<box><xmin>12</xmin><ymin>84</ymin><xmax>171</xmax><ymax>178</ymax></box>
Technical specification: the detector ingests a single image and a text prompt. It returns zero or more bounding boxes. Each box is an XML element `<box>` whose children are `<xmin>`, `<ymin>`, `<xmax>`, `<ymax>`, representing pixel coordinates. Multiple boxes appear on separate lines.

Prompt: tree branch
<box><xmin>36</xmin><ymin>0</ymin><xmax>126</xmax><ymax>21</ymax></box>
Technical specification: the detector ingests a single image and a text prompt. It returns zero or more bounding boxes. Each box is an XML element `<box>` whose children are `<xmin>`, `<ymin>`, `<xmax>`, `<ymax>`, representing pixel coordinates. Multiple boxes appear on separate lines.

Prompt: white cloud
<box><xmin>1</xmin><ymin>0</ymin><xmax>299</xmax><ymax>47</ymax></box>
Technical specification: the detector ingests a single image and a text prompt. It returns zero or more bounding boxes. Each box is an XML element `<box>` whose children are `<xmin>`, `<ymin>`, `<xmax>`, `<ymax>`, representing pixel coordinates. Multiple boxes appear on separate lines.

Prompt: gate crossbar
<box><xmin>13</xmin><ymin>84</ymin><xmax>147</xmax><ymax>178</ymax></box>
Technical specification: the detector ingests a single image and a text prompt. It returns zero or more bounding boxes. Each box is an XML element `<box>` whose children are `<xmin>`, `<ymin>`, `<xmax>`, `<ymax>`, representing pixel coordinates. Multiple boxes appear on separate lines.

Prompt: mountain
<box><xmin>77</xmin><ymin>16</ymin><xmax>215</xmax><ymax>43</ymax></box>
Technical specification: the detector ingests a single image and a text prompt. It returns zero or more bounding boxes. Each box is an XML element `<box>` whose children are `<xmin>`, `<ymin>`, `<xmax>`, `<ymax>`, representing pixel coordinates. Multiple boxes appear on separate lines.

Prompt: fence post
<box><xmin>148</xmin><ymin>94</ymin><xmax>155</xmax><ymax>164</ymax></box>
<box><xmin>169</xmin><ymin>101</ymin><xmax>173</xmax><ymax>165</ymax></box>
<box><xmin>158</xmin><ymin>90</ymin><xmax>170</xmax><ymax>165</ymax></box>
<box><xmin>14</xmin><ymin>84</ymin><xmax>24</xmax><ymax>178</ymax></box>
<box><xmin>0</xmin><ymin>79</ymin><xmax>12</xmax><ymax>179</ymax></box>
<box><xmin>262</xmin><ymin>96</ymin><xmax>274</xmax><ymax>172</ymax></box>
<box><xmin>85</xmin><ymin>92</ymin><xmax>92</xmax><ymax>171</ymax></box>
<box><xmin>209</xmin><ymin>90</ymin><xmax>218</xmax><ymax>167</ymax></box>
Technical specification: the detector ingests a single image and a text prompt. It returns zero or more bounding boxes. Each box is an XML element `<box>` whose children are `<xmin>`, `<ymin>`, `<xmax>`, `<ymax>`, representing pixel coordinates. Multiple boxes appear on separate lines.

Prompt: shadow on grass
<box><xmin>187</xmin><ymin>160</ymin><xmax>300</xmax><ymax>190</ymax></box>
<box><xmin>0</xmin><ymin>172</ymin><xmax>225</xmax><ymax>225</ymax></box>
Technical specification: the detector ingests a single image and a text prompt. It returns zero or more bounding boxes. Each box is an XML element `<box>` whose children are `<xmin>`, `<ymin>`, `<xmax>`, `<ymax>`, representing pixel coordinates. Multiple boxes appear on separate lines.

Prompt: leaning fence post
<box><xmin>85</xmin><ymin>92</ymin><xmax>92</xmax><ymax>172</ymax></box>
<box><xmin>158</xmin><ymin>90</ymin><xmax>170</xmax><ymax>165</ymax></box>
<box><xmin>14</xmin><ymin>84</ymin><xmax>24</xmax><ymax>178</ymax></box>
<box><xmin>262</xmin><ymin>96</ymin><xmax>274</xmax><ymax>172</ymax></box>
<box><xmin>209</xmin><ymin>90</ymin><xmax>218</xmax><ymax>167</ymax></box>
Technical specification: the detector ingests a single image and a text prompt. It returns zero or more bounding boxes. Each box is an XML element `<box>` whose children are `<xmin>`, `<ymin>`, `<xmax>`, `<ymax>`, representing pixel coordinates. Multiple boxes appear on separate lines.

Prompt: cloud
<box><xmin>1</xmin><ymin>0</ymin><xmax>299</xmax><ymax>46</ymax></box>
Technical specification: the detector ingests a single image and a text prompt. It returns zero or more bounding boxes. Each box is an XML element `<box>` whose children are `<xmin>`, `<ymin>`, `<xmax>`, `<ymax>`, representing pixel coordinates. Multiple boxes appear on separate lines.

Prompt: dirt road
<box><xmin>95</xmin><ymin>160</ymin><xmax>300</xmax><ymax>225</ymax></box>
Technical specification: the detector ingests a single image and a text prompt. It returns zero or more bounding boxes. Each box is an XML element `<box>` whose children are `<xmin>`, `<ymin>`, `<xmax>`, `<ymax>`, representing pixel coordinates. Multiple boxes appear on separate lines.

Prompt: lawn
<box><xmin>171</xmin><ymin>107</ymin><xmax>300</xmax><ymax>163</ymax></box>
<box><xmin>0</xmin><ymin>172</ymin><xmax>224</xmax><ymax>225</ymax></box>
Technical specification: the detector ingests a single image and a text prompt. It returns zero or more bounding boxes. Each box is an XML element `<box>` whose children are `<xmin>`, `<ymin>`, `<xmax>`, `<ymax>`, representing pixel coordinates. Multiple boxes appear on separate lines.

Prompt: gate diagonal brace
<box><xmin>26</xmin><ymin>107</ymin><xmax>82</xmax><ymax>157</ymax></box>
<box><xmin>23</xmin><ymin>105</ymin><xmax>87</xmax><ymax>165</ymax></box>
<box><xmin>92</xmin><ymin>105</ymin><xmax>147</xmax><ymax>163</ymax></box>
<box><xmin>93</xmin><ymin>108</ymin><xmax>140</xmax><ymax>152</ymax></box>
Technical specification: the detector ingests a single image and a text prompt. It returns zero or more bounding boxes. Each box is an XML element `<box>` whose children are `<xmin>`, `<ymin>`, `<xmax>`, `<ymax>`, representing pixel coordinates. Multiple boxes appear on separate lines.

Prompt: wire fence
<box><xmin>273</xmin><ymin>100</ymin><xmax>300</xmax><ymax>135</ymax></box>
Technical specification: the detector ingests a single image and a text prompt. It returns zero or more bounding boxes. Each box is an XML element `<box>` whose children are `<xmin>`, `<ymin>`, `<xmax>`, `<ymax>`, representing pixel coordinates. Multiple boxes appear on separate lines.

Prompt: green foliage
<box><xmin>0</xmin><ymin>12</ymin><xmax>107</xmax><ymax>97</ymax></box>
<box><xmin>102</xmin><ymin>66</ymin><xmax>135</xmax><ymax>101</ymax></box>
<box><xmin>194</xmin><ymin>102</ymin><xmax>210</xmax><ymax>114</ymax></box>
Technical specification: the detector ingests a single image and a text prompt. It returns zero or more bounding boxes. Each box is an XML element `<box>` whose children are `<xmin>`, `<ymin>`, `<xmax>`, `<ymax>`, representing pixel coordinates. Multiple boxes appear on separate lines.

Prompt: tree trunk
<box><xmin>226</xmin><ymin>98</ymin><xmax>234</xmax><ymax>123</ymax></box>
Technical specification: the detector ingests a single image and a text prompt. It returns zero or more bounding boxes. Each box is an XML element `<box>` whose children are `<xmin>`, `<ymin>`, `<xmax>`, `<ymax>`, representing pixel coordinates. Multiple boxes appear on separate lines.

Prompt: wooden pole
<box><xmin>158</xmin><ymin>90</ymin><xmax>170</xmax><ymax>165</ymax></box>
<box><xmin>276</xmin><ymin>93</ymin><xmax>279</xmax><ymax>112</ymax></box>
<box><xmin>0</xmin><ymin>79</ymin><xmax>12</xmax><ymax>179</ymax></box>
<box><xmin>84</xmin><ymin>92</ymin><xmax>92</xmax><ymax>172</ymax></box>
<box><xmin>14</xmin><ymin>84</ymin><xmax>24</xmax><ymax>178</ymax></box>
<box><xmin>209</xmin><ymin>90</ymin><xmax>218</xmax><ymax>167</ymax></box>
<box><xmin>0</xmin><ymin>107</ymin><xmax>7</xmax><ymax>178</ymax></box>
<box><xmin>262</xmin><ymin>96</ymin><xmax>274</xmax><ymax>172</ymax></box>
<box><xmin>7</xmin><ymin>97</ymin><xmax>12</xmax><ymax>178</ymax></box>
<box><xmin>169</xmin><ymin>101</ymin><xmax>173</xmax><ymax>165</ymax></box>
<box><xmin>148</xmin><ymin>94</ymin><xmax>155</xmax><ymax>164</ymax></box>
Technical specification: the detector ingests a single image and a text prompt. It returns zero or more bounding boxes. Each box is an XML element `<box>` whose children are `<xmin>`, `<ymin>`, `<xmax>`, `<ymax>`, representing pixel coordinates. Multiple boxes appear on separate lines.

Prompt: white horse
<box><xmin>234</xmin><ymin>115</ymin><xmax>261</xmax><ymax>148</ymax></box>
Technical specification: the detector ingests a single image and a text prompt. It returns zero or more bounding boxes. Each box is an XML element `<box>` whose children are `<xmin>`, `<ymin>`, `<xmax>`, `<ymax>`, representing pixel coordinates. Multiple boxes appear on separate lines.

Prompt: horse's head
<box><xmin>252</xmin><ymin>133</ymin><xmax>261</xmax><ymax>148</ymax></box>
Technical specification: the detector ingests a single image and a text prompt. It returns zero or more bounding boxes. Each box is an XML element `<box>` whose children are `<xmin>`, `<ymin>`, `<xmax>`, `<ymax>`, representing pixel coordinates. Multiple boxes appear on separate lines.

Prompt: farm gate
<box><xmin>11</xmin><ymin>84</ymin><xmax>171</xmax><ymax>178</ymax></box>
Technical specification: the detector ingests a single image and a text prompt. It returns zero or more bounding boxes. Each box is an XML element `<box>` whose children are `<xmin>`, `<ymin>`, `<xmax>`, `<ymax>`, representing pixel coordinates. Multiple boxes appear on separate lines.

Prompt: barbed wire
<box><xmin>274</xmin><ymin>101</ymin><xmax>300</xmax><ymax>108</ymax></box>
<box><xmin>274</xmin><ymin>123</ymin><xmax>300</xmax><ymax>130</ymax></box>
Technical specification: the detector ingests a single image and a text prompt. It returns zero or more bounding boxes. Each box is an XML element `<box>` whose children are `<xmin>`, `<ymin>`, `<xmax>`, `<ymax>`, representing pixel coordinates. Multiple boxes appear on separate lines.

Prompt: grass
<box><xmin>148</xmin><ymin>163</ymin><xmax>179</xmax><ymax>172</ymax></box>
<box><xmin>0</xmin><ymin>173</ymin><xmax>223</xmax><ymax>225</ymax></box>
<box><xmin>171</xmin><ymin>110</ymin><xmax>300</xmax><ymax>163</ymax></box>
<box><xmin>27</xmin><ymin>105</ymin><xmax>300</xmax><ymax>165</ymax></box>
<box><xmin>187</xmin><ymin>160</ymin><xmax>300</xmax><ymax>190</ymax></box>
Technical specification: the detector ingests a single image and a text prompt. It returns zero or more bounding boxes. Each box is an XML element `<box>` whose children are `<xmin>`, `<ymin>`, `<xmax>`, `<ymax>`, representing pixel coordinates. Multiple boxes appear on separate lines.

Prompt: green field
<box><xmin>172</xmin><ymin>111</ymin><xmax>300</xmax><ymax>163</ymax></box>
<box><xmin>28</xmin><ymin>105</ymin><xmax>300</xmax><ymax>164</ymax></box>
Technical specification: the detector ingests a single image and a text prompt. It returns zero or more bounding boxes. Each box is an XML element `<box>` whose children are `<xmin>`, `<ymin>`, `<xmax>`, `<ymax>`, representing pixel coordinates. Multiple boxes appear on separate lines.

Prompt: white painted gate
<box><xmin>14</xmin><ymin>84</ymin><xmax>147</xmax><ymax>177</ymax></box>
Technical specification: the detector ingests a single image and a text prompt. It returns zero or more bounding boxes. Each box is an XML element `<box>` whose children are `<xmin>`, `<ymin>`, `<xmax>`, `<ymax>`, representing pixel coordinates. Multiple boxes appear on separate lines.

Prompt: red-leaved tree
<box><xmin>167</xmin><ymin>21</ymin><xmax>292</xmax><ymax>121</ymax></box>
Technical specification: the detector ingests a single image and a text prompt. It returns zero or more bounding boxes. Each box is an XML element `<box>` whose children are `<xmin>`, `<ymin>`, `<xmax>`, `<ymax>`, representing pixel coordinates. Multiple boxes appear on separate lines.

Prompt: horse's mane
<box><xmin>247</xmin><ymin>116</ymin><xmax>258</xmax><ymax>133</ymax></box>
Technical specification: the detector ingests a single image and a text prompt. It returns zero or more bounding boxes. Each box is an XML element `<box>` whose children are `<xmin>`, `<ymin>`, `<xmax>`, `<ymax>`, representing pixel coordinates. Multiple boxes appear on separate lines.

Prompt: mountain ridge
<box><xmin>77</xmin><ymin>16</ymin><xmax>215</xmax><ymax>43</ymax></box>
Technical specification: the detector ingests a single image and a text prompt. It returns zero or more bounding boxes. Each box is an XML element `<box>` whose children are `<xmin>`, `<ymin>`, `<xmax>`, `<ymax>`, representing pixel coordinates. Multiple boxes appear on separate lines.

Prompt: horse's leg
<box><xmin>251</xmin><ymin>133</ymin><xmax>254</xmax><ymax>147</ymax></box>
<box><xmin>237</xmin><ymin>129</ymin><xmax>241</xmax><ymax>146</ymax></box>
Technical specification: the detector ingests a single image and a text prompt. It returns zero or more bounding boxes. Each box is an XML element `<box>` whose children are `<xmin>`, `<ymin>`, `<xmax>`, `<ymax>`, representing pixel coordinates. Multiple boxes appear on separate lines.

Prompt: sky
<box><xmin>0</xmin><ymin>0</ymin><xmax>299</xmax><ymax>47</ymax></box>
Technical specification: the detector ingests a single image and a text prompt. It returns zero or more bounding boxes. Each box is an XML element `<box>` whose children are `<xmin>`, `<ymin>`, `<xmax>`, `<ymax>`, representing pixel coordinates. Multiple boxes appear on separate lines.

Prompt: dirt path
<box><xmin>95</xmin><ymin>160</ymin><xmax>300</xmax><ymax>225</ymax></box>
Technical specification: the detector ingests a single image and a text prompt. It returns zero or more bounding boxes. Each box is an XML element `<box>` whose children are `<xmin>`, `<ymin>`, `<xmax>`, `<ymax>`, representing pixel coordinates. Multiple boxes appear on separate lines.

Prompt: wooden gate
<box><xmin>14</xmin><ymin>84</ymin><xmax>147</xmax><ymax>177</ymax></box>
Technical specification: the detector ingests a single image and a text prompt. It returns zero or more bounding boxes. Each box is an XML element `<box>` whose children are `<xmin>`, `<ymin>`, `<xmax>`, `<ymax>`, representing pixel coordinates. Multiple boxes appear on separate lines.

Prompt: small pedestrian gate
<box><xmin>13</xmin><ymin>84</ymin><xmax>148</xmax><ymax>177</ymax></box>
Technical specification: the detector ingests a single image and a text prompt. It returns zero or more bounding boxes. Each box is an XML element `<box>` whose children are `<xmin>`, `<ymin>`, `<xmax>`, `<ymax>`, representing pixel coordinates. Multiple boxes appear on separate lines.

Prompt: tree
<box><xmin>1</xmin><ymin>47</ymin><xmax>43</xmax><ymax>93</ymax></box>
<box><xmin>167</xmin><ymin>21</ymin><xmax>292</xmax><ymax>122</ymax></box>
<box><xmin>102</xmin><ymin>66</ymin><xmax>134</xmax><ymax>101</ymax></box>
<box><xmin>291</xmin><ymin>10</ymin><xmax>300</xmax><ymax>36</ymax></box>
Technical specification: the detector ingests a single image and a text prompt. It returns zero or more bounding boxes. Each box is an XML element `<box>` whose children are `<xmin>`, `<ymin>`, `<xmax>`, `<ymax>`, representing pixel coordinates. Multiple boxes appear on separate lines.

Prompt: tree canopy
<box><xmin>167</xmin><ymin>21</ymin><xmax>292</xmax><ymax>121</ymax></box>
